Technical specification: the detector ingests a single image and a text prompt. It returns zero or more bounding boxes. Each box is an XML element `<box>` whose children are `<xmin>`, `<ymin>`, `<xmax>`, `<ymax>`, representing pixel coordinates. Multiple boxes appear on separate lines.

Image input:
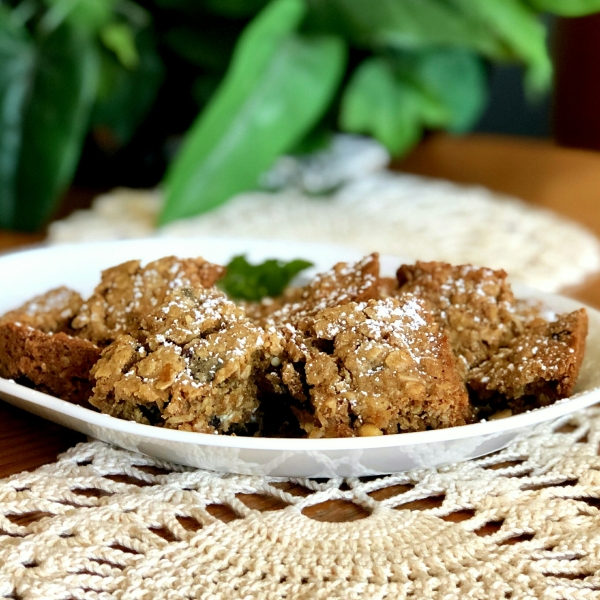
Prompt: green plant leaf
<box><xmin>219</xmin><ymin>255</ymin><xmax>313</xmax><ymax>300</ymax></box>
<box><xmin>525</xmin><ymin>0</ymin><xmax>600</xmax><ymax>16</ymax></box>
<box><xmin>305</xmin><ymin>0</ymin><xmax>506</xmax><ymax>58</ymax></box>
<box><xmin>160</xmin><ymin>0</ymin><xmax>347</xmax><ymax>224</ymax></box>
<box><xmin>0</xmin><ymin>8</ymin><xmax>35</xmax><ymax>228</ymax></box>
<box><xmin>100</xmin><ymin>20</ymin><xmax>139</xmax><ymax>68</ymax></box>
<box><xmin>449</xmin><ymin>0</ymin><xmax>551</xmax><ymax>93</ymax></box>
<box><xmin>391</xmin><ymin>48</ymin><xmax>488</xmax><ymax>133</ymax></box>
<box><xmin>42</xmin><ymin>0</ymin><xmax>116</xmax><ymax>34</ymax></box>
<box><xmin>10</xmin><ymin>23</ymin><xmax>99</xmax><ymax>230</ymax></box>
<box><xmin>92</xmin><ymin>26</ymin><xmax>163</xmax><ymax>147</ymax></box>
<box><xmin>340</xmin><ymin>57</ymin><xmax>448</xmax><ymax>156</ymax></box>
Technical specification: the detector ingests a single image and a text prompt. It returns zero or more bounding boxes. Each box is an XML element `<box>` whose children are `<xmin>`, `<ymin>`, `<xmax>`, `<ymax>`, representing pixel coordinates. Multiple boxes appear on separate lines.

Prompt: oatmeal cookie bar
<box><xmin>273</xmin><ymin>295</ymin><xmax>470</xmax><ymax>438</ymax></box>
<box><xmin>72</xmin><ymin>256</ymin><xmax>225</xmax><ymax>345</ymax></box>
<box><xmin>397</xmin><ymin>261</ymin><xmax>587</xmax><ymax>416</ymax></box>
<box><xmin>1</xmin><ymin>286</ymin><xmax>83</xmax><ymax>333</ymax></box>
<box><xmin>0</xmin><ymin>288</ymin><xmax>100</xmax><ymax>404</ymax></box>
<box><xmin>397</xmin><ymin>261</ymin><xmax>521</xmax><ymax>376</ymax></box>
<box><xmin>252</xmin><ymin>254</ymin><xmax>381</xmax><ymax>328</ymax></box>
<box><xmin>90</xmin><ymin>287</ymin><xmax>281</xmax><ymax>434</ymax></box>
<box><xmin>468</xmin><ymin>308</ymin><xmax>588</xmax><ymax>413</ymax></box>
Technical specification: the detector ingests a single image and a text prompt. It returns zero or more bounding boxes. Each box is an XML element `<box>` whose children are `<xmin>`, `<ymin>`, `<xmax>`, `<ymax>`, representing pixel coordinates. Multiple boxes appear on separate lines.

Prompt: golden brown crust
<box><xmin>72</xmin><ymin>256</ymin><xmax>225</xmax><ymax>345</ymax></box>
<box><xmin>255</xmin><ymin>253</ymin><xmax>381</xmax><ymax>328</ymax></box>
<box><xmin>0</xmin><ymin>322</ymin><xmax>100</xmax><ymax>406</ymax></box>
<box><xmin>0</xmin><ymin>287</ymin><xmax>83</xmax><ymax>334</ymax></box>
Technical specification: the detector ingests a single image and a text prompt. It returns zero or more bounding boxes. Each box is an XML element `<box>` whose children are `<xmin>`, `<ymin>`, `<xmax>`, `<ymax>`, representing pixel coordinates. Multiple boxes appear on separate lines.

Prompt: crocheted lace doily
<box><xmin>47</xmin><ymin>135</ymin><xmax>600</xmax><ymax>294</ymax></box>
<box><xmin>2</xmin><ymin>407</ymin><xmax>600</xmax><ymax>599</ymax></box>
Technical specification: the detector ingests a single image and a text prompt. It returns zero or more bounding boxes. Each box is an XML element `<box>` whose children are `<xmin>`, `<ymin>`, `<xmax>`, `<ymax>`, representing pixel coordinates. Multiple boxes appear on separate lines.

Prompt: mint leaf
<box><xmin>219</xmin><ymin>255</ymin><xmax>313</xmax><ymax>301</ymax></box>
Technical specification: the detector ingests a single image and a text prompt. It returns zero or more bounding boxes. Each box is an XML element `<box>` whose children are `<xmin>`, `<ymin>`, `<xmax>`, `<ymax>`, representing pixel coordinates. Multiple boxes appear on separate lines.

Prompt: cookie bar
<box><xmin>256</xmin><ymin>253</ymin><xmax>381</xmax><ymax>328</ymax></box>
<box><xmin>397</xmin><ymin>261</ymin><xmax>520</xmax><ymax>376</ymax></box>
<box><xmin>0</xmin><ymin>288</ymin><xmax>100</xmax><ymax>405</ymax></box>
<box><xmin>90</xmin><ymin>287</ymin><xmax>281</xmax><ymax>434</ymax></box>
<box><xmin>468</xmin><ymin>308</ymin><xmax>588</xmax><ymax>412</ymax></box>
<box><xmin>274</xmin><ymin>295</ymin><xmax>471</xmax><ymax>438</ymax></box>
<box><xmin>0</xmin><ymin>286</ymin><xmax>83</xmax><ymax>333</ymax></box>
<box><xmin>0</xmin><ymin>323</ymin><xmax>101</xmax><ymax>405</ymax></box>
<box><xmin>72</xmin><ymin>256</ymin><xmax>225</xmax><ymax>345</ymax></box>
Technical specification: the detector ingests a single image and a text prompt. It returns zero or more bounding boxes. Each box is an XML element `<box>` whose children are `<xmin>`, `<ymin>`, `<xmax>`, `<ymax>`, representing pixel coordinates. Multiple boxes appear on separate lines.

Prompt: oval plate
<box><xmin>1</xmin><ymin>238</ymin><xmax>599</xmax><ymax>477</ymax></box>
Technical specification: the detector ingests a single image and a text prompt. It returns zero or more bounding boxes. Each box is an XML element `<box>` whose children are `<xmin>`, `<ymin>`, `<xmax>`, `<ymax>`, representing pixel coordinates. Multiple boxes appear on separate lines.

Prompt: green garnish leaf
<box><xmin>219</xmin><ymin>255</ymin><xmax>313</xmax><ymax>301</ymax></box>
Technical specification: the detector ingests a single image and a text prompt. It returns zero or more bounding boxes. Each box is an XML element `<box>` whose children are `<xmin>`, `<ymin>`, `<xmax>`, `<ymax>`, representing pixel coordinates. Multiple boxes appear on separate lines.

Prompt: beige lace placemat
<box><xmin>2</xmin><ymin>407</ymin><xmax>600</xmax><ymax>599</ymax></box>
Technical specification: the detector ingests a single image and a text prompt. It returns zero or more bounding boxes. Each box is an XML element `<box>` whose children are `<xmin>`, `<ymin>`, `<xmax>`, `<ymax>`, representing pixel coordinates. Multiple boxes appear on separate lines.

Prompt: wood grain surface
<box><xmin>2</xmin><ymin>133</ymin><xmax>600</xmax><ymax>525</ymax></box>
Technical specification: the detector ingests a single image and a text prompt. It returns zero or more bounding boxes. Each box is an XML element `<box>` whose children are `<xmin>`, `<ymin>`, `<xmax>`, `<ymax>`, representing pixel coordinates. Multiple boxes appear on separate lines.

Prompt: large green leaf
<box><xmin>340</xmin><ymin>57</ymin><xmax>447</xmax><ymax>156</ymax></box>
<box><xmin>526</xmin><ymin>0</ymin><xmax>600</xmax><ymax>15</ymax></box>
<box><xmin>0</xmin><ymin>9</ymin><xmax>34</xmax><ymax>228</ymax></box>
<box><xmin>92</xmin><ymin>26</ymin><xmax>163</xmax><ymax>147</ymax></box>
<box><xmin>11</xmin><ymin>23</ymin><xmax>99</xmax><ymax>230</ymax></box>
<box><xmin>392</xmin><ymin>48</ymin><xmax>488</xmax><ymax>133</ymax></box>
<box><xmin>305</xmin><ymin>0</ymin><xmax>507</xmax><ymax>58</ymax></box>
<box><xmin>160</xmin><ymin>0</ymin><xmax>346</xmax><ymax>224</ymax></box>
<box><xmin>42</xmin><ymin>0</ymin><xmax>116</xmax><ymax>34</ymax></box>
<box><xmin>449</xmin><ymin>0</ymin><xmax>551</xmax><ymax>93</ymax></box>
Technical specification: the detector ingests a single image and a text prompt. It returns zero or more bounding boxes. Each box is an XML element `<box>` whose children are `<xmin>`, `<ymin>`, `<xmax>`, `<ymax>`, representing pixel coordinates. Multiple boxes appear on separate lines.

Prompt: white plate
<box><xmin>1</xmin><ymin>238</ymin><xmax>599</xmax><ymax>478</ymax></box>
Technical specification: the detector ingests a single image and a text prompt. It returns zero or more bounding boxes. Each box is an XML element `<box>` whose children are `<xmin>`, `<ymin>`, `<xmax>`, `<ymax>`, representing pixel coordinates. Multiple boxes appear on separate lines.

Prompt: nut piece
<box><xmin>358</xmin><ymin>423</ymin><xmax>383</xmax><ymax>437</ymax></box>
<box><xmin>488</xmin><ymin>409</ymin><xmax>512</xmax><ymax>421</ymax></box>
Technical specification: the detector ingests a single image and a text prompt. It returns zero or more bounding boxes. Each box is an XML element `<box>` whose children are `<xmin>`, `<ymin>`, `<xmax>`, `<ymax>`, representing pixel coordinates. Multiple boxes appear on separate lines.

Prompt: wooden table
<box><xmin>2</xmin><ymin>133</ymin><xmax>600</xmax><ymax>524</ymax></box>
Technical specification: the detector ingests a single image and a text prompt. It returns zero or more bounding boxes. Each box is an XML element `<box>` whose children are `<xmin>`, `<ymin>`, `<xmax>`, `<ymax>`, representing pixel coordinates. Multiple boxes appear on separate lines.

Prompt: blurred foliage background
<box><xmin>1</xmin><ymin>0</ymin><xmax>600</xmax><ymax>231</ymax></box>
